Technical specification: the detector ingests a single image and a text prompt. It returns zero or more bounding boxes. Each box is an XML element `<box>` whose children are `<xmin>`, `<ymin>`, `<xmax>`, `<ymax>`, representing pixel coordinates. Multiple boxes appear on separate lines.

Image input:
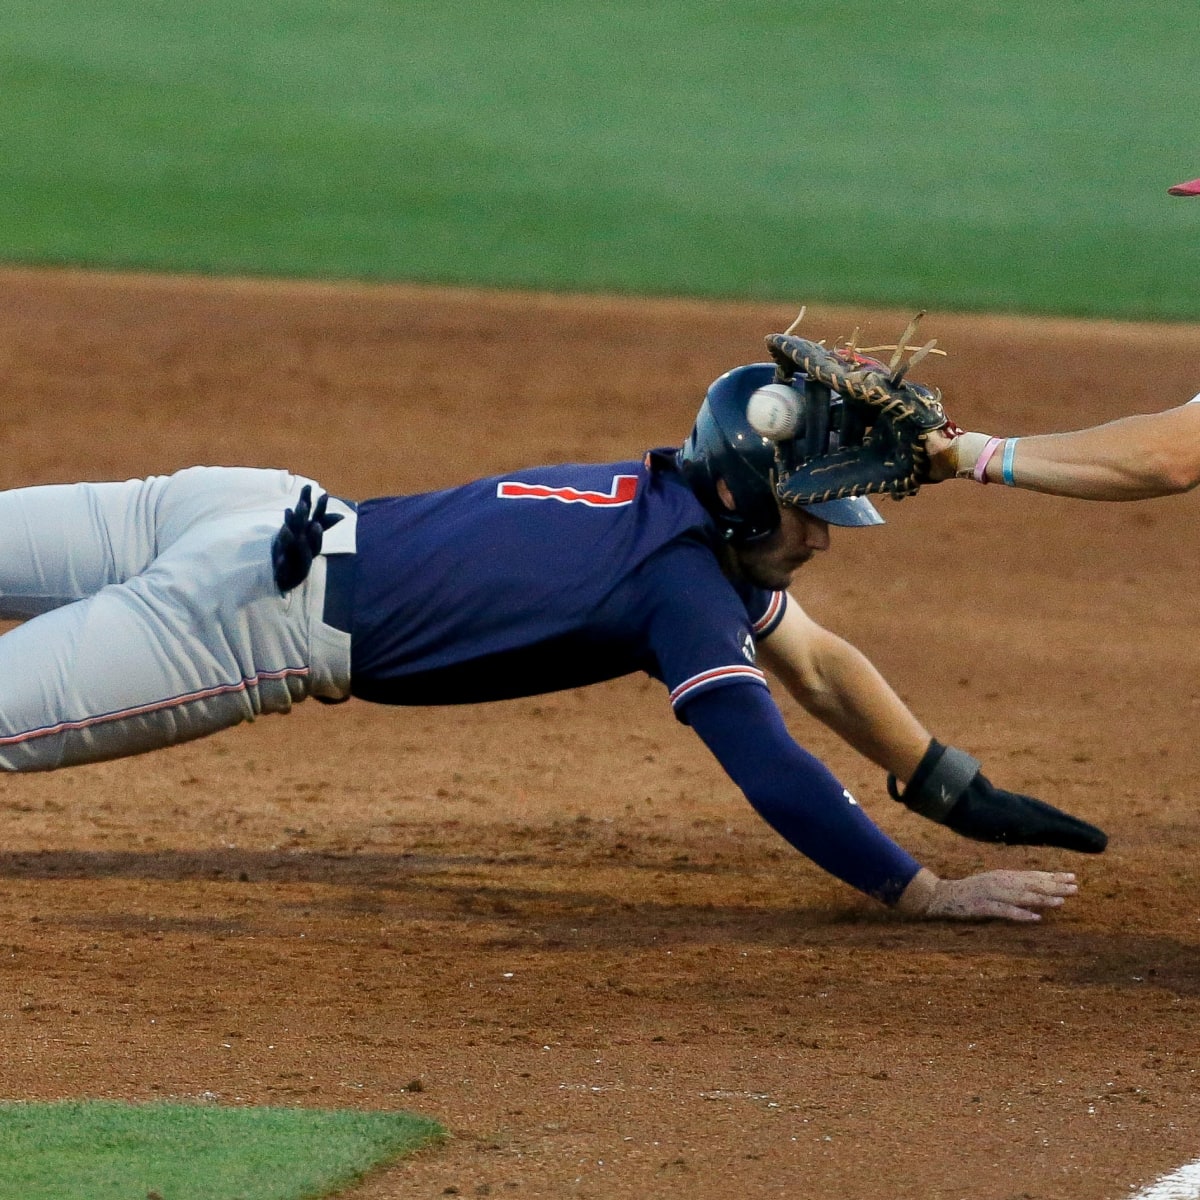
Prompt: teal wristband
<box><xmin>1001</xmin><ymin>438</ymin><xmax>1018</xmax><ymax>486</ymax></box>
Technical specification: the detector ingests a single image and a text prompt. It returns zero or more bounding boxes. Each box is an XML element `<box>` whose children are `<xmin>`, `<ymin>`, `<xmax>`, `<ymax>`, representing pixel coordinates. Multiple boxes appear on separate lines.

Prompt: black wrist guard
<box><xmin>889</xmin><ymin>739</ymin><xmax>1107</xmax><ymax>854</ymax></box>
<box><xmin>887</xmin><ymin>739</ymin><xmax>979</xmax><ymax>821</ymax></box>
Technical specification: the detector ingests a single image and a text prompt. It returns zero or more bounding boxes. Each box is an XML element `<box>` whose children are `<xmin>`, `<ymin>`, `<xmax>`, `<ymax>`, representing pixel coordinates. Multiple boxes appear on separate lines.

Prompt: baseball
<box><xmin>746</xmin><ymin>382</ymin><xmax>802</xmax><ymax>440</ymax></box>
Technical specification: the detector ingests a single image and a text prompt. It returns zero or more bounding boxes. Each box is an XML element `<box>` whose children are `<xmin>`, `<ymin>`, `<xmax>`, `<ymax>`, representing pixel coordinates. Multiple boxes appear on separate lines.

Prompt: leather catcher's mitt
<box><xmin>763</xmin><ymin>311</ymin><xmax>959</xmax><ymax>507</ymax></box>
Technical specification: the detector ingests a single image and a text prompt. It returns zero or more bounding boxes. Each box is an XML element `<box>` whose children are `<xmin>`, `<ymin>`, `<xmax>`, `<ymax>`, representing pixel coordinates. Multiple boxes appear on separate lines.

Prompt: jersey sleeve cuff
<box><xmin>670</xmin><ymin>665</ymin><xmax>768</xmax><ymax>713</ymax></box>
<box><xmin>751</xmin><ymin>591</ymin><xmax>787</xmax><ymax>640</ymax></box>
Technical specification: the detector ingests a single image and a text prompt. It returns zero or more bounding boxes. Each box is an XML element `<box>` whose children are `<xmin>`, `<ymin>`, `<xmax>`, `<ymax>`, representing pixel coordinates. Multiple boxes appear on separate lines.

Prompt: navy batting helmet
<box><xmin>676</xmin><ymin>363</ymin><xmax>883</xmax><ymax>543</ymax></box>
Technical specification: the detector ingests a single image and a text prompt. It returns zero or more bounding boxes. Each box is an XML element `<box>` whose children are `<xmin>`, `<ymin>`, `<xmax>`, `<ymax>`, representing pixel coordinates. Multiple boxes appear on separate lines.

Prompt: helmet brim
<box><xmin>800</xmin><ymin>496</ymin><xmax>884</xmax><ymax>527</ymax></box>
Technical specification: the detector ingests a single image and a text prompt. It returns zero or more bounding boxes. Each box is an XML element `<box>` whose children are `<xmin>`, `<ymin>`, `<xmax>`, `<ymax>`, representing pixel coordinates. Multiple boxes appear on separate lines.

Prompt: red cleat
<box><xmin>1168</xmin><ymin>177</ymin><xmax>1200</xmax><ymax>196</ymax></box>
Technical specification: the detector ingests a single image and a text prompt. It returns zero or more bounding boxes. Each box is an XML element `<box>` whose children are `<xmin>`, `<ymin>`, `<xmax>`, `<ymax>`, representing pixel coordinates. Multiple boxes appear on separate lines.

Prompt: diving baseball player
<box><xmin>0</xmin><ymin>361</ymin><xmax>1103</xmax><ymax>922</ymax></box>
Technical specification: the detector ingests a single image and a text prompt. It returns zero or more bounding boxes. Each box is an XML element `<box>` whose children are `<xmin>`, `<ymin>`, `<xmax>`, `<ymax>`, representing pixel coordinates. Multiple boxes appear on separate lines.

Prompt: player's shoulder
<box><xmin>632</xmin><ymin>531</ymin><xmax>738</xmax><ymax>607</ymax></box>
<box><xmin>634</xmin><ymin>531</ymin><xmax>785</xmax><ymax>630</ymax></box>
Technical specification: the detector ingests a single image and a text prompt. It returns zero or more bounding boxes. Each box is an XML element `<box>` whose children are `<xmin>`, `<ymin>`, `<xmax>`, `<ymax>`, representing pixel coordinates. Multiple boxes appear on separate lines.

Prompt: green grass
<box><xmin>1</xmin><ymin>0</ymin><xmax>1198</xmax><ymax>318</ymax></box>
<box><xmin>0</xmin><ymin>1100</ymin><xmax>444</xmax><ymax>1200</ymax></box>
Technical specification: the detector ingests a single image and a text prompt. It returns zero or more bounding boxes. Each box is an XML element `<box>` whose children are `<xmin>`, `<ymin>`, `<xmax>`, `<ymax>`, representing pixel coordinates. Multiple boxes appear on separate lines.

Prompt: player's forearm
<box><xmin>685</xmin><ymin>686</ymin><xmax>922</xmax><ymax>904</ymax></box>
<box><xmin>781</xmin><ymin>632</ymin><xmax>930</xmax><ymax>783</ymax></box>
<box><xmin>935</xmin><ymin>405</ymin><xmax>1200</xmax><ymax>500</ymax></box>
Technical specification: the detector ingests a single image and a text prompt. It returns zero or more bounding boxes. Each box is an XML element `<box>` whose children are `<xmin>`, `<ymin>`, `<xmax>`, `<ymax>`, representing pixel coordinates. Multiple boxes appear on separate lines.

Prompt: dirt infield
<box><xmin>3</xmin><ymin>267</ymin><xmax>1200</xmax><ymax>1199</ymax></box>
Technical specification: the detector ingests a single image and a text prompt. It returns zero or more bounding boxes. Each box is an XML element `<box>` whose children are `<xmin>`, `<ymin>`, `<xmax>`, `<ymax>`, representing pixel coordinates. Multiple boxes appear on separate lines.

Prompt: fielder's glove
<box><xmin>888</xmin><ymin>739</ymin><xmax>1108</xmax><ymax>854</ymax></box>
<box><xmin>271</xmin><ymin>484</ymin><xmax>343</xmax><ymax>593</ymax></box>
<box><xmin>763</xmin><ymin>311</ymin><xmax>962</xmax><ymax>507</ymax></box>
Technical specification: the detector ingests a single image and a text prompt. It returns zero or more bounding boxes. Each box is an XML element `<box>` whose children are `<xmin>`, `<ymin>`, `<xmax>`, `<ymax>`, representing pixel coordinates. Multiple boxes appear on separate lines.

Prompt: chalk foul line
<box><xmin>1132</xmin><ymin>1158</ymin><xmax>1200</xmax><ymax>1200</ymax></box>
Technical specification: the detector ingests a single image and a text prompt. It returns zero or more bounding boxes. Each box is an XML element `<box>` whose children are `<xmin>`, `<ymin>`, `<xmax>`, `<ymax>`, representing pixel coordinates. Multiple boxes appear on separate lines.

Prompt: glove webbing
<box><xmin>887</xmin><ymin>740</ymin><xmax>981</xmax><ymax>822</ymax></box>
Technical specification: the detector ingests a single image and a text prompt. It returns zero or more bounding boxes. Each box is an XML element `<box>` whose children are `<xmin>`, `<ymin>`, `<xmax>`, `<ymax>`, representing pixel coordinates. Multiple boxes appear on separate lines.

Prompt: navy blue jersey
<box><xmin>348</xmin><ymin>452</ymin><xmax>786</xmax><ymax>713</ymax></box>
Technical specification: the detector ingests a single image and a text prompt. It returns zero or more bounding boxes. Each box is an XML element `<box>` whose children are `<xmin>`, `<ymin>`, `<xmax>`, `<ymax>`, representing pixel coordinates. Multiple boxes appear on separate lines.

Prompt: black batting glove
<box><xmin>888</xmin><ymin>739</ymin><xmax>1107</xmax><ymax>854</ymax></box>
<box><xmin>271</xmin><ymin>485</ymin><xmax>344</xmax><ymax>594</ymax></box>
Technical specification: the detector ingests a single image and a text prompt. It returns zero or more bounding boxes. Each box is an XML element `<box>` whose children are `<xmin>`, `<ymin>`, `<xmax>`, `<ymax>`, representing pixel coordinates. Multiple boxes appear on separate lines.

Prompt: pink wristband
<box><xmin>973</xmin><ymin>437</ymin><xmax>1003</xmax><ymax>484</ymax></box>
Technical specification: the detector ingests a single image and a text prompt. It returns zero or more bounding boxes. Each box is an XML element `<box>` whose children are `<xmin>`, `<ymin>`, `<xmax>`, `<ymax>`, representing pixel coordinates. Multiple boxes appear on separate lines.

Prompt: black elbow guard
<box><xmin>888</xmin><ymin>739</ymin><xmax>1107</xmax><ymax>854</ymax></box>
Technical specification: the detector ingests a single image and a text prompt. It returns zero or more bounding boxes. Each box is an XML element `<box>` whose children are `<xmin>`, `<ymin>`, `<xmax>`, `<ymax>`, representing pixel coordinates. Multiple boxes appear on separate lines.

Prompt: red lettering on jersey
<box><xmin>496</xmin><ymin>475</ymin><xmax>639</xmax><ymax>507</ymax></box>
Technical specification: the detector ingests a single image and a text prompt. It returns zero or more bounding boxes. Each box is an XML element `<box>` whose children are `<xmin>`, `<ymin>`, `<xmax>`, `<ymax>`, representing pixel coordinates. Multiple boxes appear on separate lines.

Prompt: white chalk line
<box><xmin>1131</xmin><ymin>1158</ymin><xmax>1200</xmax><ymax>1200</ymax></box>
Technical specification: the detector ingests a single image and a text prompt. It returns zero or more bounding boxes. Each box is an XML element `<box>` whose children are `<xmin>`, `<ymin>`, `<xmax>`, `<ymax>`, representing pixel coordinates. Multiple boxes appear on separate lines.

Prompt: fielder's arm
<box><xmin>927</xmin><ymin>395</ymin><xmax>1200</xmax><ymax>500</ymax></box>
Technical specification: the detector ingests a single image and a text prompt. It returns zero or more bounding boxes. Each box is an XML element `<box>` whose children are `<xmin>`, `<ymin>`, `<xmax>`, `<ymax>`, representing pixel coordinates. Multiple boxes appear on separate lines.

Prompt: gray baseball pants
<box><xmin>0</xmin><ymin>466</ymin><xmax>355</xmax><ymax>771</ymax></box>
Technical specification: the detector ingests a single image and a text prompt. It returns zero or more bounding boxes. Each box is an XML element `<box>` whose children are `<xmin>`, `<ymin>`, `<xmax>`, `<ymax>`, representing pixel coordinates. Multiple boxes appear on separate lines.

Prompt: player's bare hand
<box><xmin>896</xmin><ymin>867</ymin><xmax>1078</xmax><ymax>922</ymax></box>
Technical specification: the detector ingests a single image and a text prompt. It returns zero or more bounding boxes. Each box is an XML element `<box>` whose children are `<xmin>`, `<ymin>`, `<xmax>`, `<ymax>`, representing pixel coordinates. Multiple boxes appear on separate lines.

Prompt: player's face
<box><xmin>732</xmin><ymin>505</ymin><xmax>830</xmax><ymax>590</ymax></box>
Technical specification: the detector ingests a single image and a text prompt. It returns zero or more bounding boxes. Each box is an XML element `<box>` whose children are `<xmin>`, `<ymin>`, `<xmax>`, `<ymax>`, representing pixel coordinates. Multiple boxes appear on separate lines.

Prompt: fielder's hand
<box><xmin>896</xmin><ymin>866</ymin><xmax>1078</xmax><ymax>921</ymax></box>
<box><xmin>921</xmin><ymin>427</ymin><xmax>1004</xmax><ymax>483</ymax></box>
<box><xmin>922</xmin><ymin>425</ymin><xmax>967</xmax><ymax>481</ymax></box>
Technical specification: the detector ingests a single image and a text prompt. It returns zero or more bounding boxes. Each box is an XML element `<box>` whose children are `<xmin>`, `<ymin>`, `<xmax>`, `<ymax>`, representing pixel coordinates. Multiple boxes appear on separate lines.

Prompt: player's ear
<box><xmin>715</xmin><ymin>477</ymin><xmax>736</xmax><ymax>512</ymax></box>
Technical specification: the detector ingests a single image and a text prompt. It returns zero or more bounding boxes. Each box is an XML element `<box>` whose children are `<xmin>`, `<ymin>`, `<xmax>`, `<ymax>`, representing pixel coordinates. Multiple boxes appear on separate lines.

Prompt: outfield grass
<box><xmin>2</xmin><ymin>0</ymin><xmax>1198</xmax><ymax>318</ymax></box>
<box><xmin>0</xmin><ymin>1101</ymin><xmax>443</xmax><ymax>1200</ymax></box>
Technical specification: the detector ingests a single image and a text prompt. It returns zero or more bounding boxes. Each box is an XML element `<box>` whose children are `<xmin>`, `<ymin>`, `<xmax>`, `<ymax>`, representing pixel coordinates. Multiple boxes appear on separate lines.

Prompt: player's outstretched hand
<box><xmin>271</xmin><ymin>485</ymin><xmax>344</xmax><ymax>593</ymax></box>
<box><xmin>895</xmin><ymin>866</ymin><xmax>1078</xmax><ymax>922</ymax></box>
